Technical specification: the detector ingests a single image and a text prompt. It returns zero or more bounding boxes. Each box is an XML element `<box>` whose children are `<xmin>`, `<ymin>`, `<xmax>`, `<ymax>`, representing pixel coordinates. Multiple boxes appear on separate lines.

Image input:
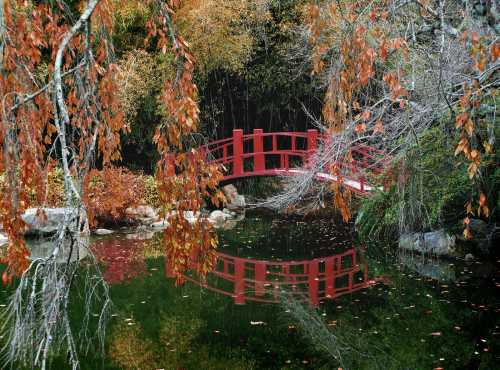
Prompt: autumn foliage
<box><xmin>84</xmin><ymin>167</ymin><xmax>145</xmax><ymax>228</ymax></box>
<box><xmin>0</xmin><ymin>0</ymin><xmax>225</xmax><ymax>284</ymax></box>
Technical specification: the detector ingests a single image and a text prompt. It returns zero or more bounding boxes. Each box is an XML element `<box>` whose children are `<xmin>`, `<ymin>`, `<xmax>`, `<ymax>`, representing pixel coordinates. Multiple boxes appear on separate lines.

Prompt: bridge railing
<box><xmin>200</xmin><ymin>129</ymin><xmax>390</xmax><ymax>193</ymax></box>
<box><xmin>166</xmin><ymin>248</ymin><xmax>376</xmax><ymax>306</ymax></box>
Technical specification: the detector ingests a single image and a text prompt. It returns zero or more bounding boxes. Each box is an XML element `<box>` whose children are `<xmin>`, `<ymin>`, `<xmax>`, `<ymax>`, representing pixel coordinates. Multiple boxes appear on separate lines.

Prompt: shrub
<box><xmin>143</xmin><ymin>175</ymin><xmax>161</xmax><ymax>209</ymax></box>
<box><xmin>356</xmin><ymin>127</ymin><xmax>477</xmax><ymax>241</ymax></box>
<box><xmin>84</xmin><ymin>167</ymin><xmax>145</xmax><ymax>228</ymax></box>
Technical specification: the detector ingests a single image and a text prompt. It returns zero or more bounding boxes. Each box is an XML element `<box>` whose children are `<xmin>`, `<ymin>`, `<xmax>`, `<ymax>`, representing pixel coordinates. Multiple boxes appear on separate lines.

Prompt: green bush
<box><xmin>355</xmin><ymin>126</ymin><xmax>498</xmax><ymax>242</ymax></box>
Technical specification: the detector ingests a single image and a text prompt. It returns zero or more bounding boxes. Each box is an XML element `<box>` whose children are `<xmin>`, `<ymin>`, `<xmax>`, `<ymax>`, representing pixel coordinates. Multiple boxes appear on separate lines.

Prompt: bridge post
<box><xmin>234</xmin><ymin>258</ymin><xmax>245</xmax><ymax>305</ymax></box>
<box><xmin>233</xmin><ymin>129</ymin><xmax>244</xmax><ymax>177</ymax></box>
<box><xmin>306</xmin><ymin>129</ymin><xmax>318</xmax><ymax>166</ymax></box>
<box><xmin>325</xmin><ymin>257</ymin><xmax>335</xmax><ymax>298</ymax></box>
<box><xmin>254</xmin><ymin>262</ymin><xmax>266</xmax><ymax>297</ymax></box>
<box><xmin>308</xmin><ymin>259</ymin><xmax>319</xmax><ymax>307</ymax></box>
<box><xmin>253</xmin><ymin>129</ymin><xmax>265</xmax><ymax>172</ymax></box>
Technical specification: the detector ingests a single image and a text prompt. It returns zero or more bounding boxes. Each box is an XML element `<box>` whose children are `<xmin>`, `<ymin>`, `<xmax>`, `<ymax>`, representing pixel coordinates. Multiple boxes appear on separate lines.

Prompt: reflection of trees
<box><xmin>93</xmin><ymin>238</ymin><xmax>147</xmax><ymax>284</ymax></box>
<box><xmin>109</xmin><ymin>315</ymin><xmax>254</xmax><ymax>369</ymax></box>
<box><xmin>109</xmin><ymin>324</ymin><xmax>155</xmax><ymax>369</ymax></box>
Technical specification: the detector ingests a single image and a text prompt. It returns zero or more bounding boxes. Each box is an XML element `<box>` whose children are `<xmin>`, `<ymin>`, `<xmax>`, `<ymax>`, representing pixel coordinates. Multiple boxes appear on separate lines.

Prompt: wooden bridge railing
<box><xmin>166</xmin><ymin>248</ymin><xmax>381</xmax><ymax>306</ymax></box>
<box><xmin>200</xmin><ymin>129</ymin><xmax>389</xmax><ymax>194</ymax></box>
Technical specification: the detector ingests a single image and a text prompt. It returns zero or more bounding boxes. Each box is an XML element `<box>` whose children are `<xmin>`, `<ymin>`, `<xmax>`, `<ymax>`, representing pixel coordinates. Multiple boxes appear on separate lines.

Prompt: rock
<box><xmin>95</xmin><ymin>228</ymin><xmax>114</xmax><ymax>236</ymax></box>
<box><xmin>183</xmin><ymin>211</ymin><xmax>200</xmax><ymax>224</ymax></box>
<box><xmin>464</xmin><ymin>253</ymin><xmax>475</xmax><ymax>262</ymax></box>
<box><xmin>223</xmin><ymin>208</ymin><xmax>236</xmax><ymax>217</ymax></box>
<box><xmin>223</xmin><ymin>184</ymin><xmax>246</xmax><ymax>211</ymax></box>
<box><xmin>125</xmin><ymin>205</ymin><xmax>158</xmax><ymax>225</ymax></box>
<box><xmin>467</xmin><ymin>219</ymin><xmax>499</xmax><ymax>255</ymax></box>
<box><xmin>151</xmin><ymin>220</ymin><xmax>169</xmax><ymax>229</ymax></box>
<box><xmin>223</xmin><ymin>184</ymin><xmax>238</xmax><ymax>201</ymax></box>
<box><xmin>227</xmin><ymin>194</ymin><xmax>246</xmax><ymax>211</ymax></box>
<box><xmin>208</xmin><ymin>210</ymin><xmax>229</xmax><ymax>227</ymax></box>
<box><xmin>125</xmin><ymin>231</ymin><xmax>155</xmax><ymax>240</ymax></box>
<box><xmin>399</xmin><ymin>229</ymin><xmax>455</xmax><ymax>256</ymax></box>
<box><xmin>22</xmin><ymin>208</ymin><xmax>87</xmax><ymax>236</ymax></box>
<box><xmin>0</xmin><ymin>233</ymin><xmax>8</xmax><ymax>247</ymax></box>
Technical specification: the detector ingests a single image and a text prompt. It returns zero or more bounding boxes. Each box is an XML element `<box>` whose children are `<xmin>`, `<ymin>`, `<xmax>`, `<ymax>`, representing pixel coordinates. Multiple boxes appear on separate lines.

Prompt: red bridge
<box><xmin>166</xmin><ymin>248</ymin><xmax>382</xmax><ymax>306</ymax></box>
<box><xmin>201</xmin><ymin>129</ymin><xmax>389</xmax><ymax>194</ymax></box>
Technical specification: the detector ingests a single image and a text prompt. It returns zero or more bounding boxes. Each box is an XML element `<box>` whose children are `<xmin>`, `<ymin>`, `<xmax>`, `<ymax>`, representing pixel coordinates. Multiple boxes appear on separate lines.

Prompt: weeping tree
<box><xmin>265</xmin><ymin>0</ymin><xmax>498</xmax><ymax>237</ymax></box>
<box><xmin>0</xmin><ymin>0</ymin><xmax>223</xmax><ymax>368</ymax></box>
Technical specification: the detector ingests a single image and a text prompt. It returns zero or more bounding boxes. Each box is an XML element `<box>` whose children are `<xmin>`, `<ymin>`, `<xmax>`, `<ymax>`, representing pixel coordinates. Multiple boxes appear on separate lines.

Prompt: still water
<box><xmin>4</xmin><ymin>210</ymin><xmax>500</xmax><ymax>369</ymax></box>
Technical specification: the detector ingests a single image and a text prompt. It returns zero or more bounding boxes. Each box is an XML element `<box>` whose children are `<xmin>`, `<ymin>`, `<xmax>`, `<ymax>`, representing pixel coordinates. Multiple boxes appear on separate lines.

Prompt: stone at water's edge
<box><xmin>95</xmin><ymin>228</ymin><xmax>114</xmax><ymax>236</ymax></box>
<box><xmin>399</xmin><ymin>229</ymin><xmax>456</xmax><ymax>256</ymax></box>
<box><xmin>125</xmin><ymin>205</ymin><xmax>159</xmax><ymax>226</ymax></box>
<box><xmin>22</xmin><ymin>208</ymin><xmax>87</xmax><ymax>236</ymax></box>
<box><xmin>223</xmin><ymin>184</ymin><xmax>238</xmax><ymax>200</ymax></box>
<box><xmin>0</xmin><ymin>233</ymin><xmax>8</xmax><ymax>247</ymax></box>
<box><xmin>151</xmin><ymin>219</ymin><xmax>169</xmax><ymax>230</ymax></box>
<box><xmin>208</xmin><ymin>210</ymin><xmax>231</xmax><ymax>228</ymax></box>
<box><xmin>468</xmin><ymin>219</ymin><xmax>499</xmax><ymax>255</ymax></box>
<box><xmin>183</xmin><ymin>211</ymin><xmax>200</xmax><ymax>224</ymax></box>
<box><xmin>223</xmin><ymin>184</ymin><xmax>246</xmax><ymax>211</ymax></box>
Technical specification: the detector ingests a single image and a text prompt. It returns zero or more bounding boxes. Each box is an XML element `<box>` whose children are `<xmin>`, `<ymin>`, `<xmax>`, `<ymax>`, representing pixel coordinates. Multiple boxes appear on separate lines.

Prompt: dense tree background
<box><xmin>113</xmin><ymin>0</ymin><xmax>322</xmax><ymax>173</ymax></box>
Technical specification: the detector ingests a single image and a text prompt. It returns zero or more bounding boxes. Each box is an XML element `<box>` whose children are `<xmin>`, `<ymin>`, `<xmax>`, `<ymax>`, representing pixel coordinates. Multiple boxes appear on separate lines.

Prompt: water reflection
<box><xmin>166</xmin><ymin>248</ymin><xmax>381</xmax><ymax>306</ymax></box>
<box><xmin>93</xmin><ymin>237</ymin><xmax>147</xmax><ymax>284</ymax></box>
<box><xmin>92</xmin><ymin>232</ymin><xmax>381</xmax><ymax>307</ymax></box>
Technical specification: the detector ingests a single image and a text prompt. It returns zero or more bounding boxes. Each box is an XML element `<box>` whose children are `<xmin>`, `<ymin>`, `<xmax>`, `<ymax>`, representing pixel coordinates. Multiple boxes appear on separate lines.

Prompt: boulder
<box><xmin>125</xmin><ymin>205</ymin><xmax>158</xmax><ymax>219</ymax></box>
<box><xmin>125</xmin><ymin>231</ymin><xmax>155</xmax><ymax>240</ymax></box>
<box><xmin>228</xmin><ymin>194</ymin><xmax>246</xmax><ymax>210</ymax></box>
<box><xmin>468</xmin><ymin>219</ymin><xmax>499</xmax><ymax>255</ymax></box>
<box><xmin>125</xmin><ymin>205</ymin><xmax>158</xmax><ymax>225</ymax></box>
<box><xmin>22</xmin><ymin>208</ymin><xmax>87</xmax><ymax>236</ymax></box>
<box><xmin>399</xmin><ymin>229</ymin><xmax>455</xmax><ymax>256</ymax></box>
<box><xmin>208</xmin><ymin>210</ymin><xmax>230</xmax><ymax>227</ymax></box>
<box><xmin>223</xmin><ymin>208</ymin><xmax>236</xmax><ymax>217</ymax></box>
<box><xmin>223</xmin><ymin>184</ymin><xmax>246</xmax><ymax>211</ymax></box>
<box><xmin>184</xmin><ymin>211</ymin><xmax>200</xmax><ymax>224</ymax></box>
<box><xmin>151</xmin><ymin>220</ymin><xmax>169</xmax><ymax>230</ymax></box>
<box><xmin>0</xmin><ymin>233</ymin><xmax>8</xmax><ymax>247</ymax></box>
<box><xmin>223</xmin><ymin>184</ymin><xmax>238</xmax><ymax>201</ymax></box>
<box><xmin>464</xmin><ymin>253</ymin><xmax>475</xmax><ymax>262</ymax></box>
<box><xmin>95</xmin><ymin>228</ymin><xmax>114</xmax><ymax>236</ymax></box>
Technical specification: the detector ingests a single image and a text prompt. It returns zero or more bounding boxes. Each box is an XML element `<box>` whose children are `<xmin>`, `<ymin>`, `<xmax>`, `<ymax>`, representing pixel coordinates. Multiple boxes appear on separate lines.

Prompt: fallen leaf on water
<box><xmin>250</xmin><ymin>321</ymin><xmax>266</xmax><ymax>326</ymax></box>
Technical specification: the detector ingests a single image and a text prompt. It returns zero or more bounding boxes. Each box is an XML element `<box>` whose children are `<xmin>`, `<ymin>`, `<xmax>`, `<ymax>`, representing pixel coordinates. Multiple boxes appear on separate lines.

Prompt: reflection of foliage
<box><xmin>110</xmin><ymin>313</ymin><xmax>254</xmax><ymax>369</ymax></box>
<box><xmin>109</xmin><ymin>324</ymin><xmax>155</xmax><ymax>370</ymax></box>
<box><xmin>282</xmin><ymin>254</ymin><xmax>481</xmax><ymax>370</ymax></box>
<box><xmin>158</xmin><ymin>316</ymin><xmax>203</xmax><ymax>367</ymax></box>
<box><xmin>93</xmin><ymin>238</ymin><xmax>147</xmax><ymax>284</ymax></box>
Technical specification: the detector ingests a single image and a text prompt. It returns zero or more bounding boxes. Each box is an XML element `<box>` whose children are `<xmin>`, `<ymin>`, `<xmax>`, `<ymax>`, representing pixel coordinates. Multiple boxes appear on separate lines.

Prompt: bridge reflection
<box><xmin>166</xmin><ymin>248</ymin><xmax>380</xmax><ymax>306</ymax></box>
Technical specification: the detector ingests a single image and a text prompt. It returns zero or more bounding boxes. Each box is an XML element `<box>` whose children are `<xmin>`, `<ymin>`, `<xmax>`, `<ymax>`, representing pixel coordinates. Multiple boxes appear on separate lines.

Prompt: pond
<box><xmin>2</xmin><ymin>210</ymin><xmax>500</xmax><ymax>369</ymax></box>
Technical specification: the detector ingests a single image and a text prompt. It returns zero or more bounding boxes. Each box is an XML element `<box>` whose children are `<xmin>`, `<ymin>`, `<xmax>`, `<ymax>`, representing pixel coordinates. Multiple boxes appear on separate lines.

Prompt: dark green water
<box><xmin>2</xmin><ymin>211</ymin><xmax>500</xmax><ymax>369</ymax></box>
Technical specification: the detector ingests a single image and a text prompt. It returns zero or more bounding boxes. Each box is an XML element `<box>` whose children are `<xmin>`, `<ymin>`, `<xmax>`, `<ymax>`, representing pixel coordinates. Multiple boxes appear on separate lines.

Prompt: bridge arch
<box><xmin>201</xmin><ymin>129</ymin><xmax>388</xmax><ymax>195</ymax></box>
